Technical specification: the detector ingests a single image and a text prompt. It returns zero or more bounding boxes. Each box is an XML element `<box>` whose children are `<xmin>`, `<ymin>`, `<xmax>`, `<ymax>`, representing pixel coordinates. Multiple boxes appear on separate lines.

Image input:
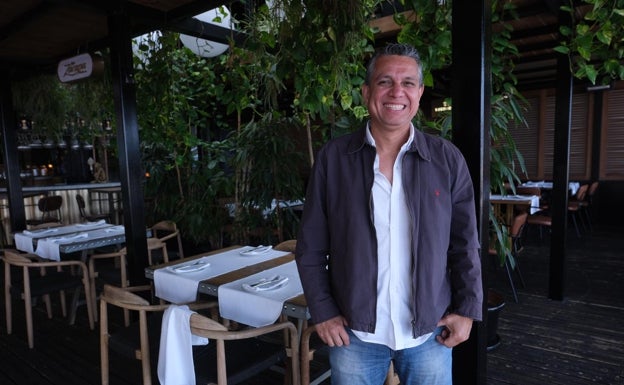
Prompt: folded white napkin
<box><xmin>23</xmin><ymin>228</ymin><xmax>59</xmax><ymax>236</ymax></box>
<box><xmin>239</xmin><ymin>245</ymin><xmax>272</xmax><ymax>256</ymax></box>
<box><xmin>242</xmin><ymin>276</ymin><xmax>289</xmax><ymax>292</ymax></box>
<box><xmin>157</xmin><ymin>305</ymin><xmax>208</xmax><ymax>385</ymax></box>
<box><xmin>50</xmin><ymin>233</ymin><xmax>89</xmax><ymax>243</ymax></box>
<box><xmin>76</xmin><ymin>219</ymin><xmax>106</xmax><ymax>227</ymax></box>
<box><xmin>218</xmin><ymin>261</ymin><xmax>303</xmax><ymax>327</ymax></box>
<box><xmin>35</xmin><ymin>233</ymin><xmax>89</xmax><ymax>261</ymax></box>
<box><xmin>104</xmin><ymin>225</ymin><xmax>125</xmax><ymax>233</ymax></box>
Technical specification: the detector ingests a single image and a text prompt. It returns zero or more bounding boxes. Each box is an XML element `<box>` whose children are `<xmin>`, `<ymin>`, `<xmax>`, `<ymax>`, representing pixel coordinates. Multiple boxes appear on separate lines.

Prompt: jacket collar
<box><xmin>347</xmin><ymin>124</ymin><xmax>432</xmax><ymax>162</ymax></box>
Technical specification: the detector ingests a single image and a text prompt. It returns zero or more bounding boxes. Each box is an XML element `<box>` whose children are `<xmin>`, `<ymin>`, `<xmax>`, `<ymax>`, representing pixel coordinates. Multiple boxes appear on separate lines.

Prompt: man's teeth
<box><xmin>385</xmin><ymin>104</ymin><xmax>405</xmax><ymax>110</ymax></box>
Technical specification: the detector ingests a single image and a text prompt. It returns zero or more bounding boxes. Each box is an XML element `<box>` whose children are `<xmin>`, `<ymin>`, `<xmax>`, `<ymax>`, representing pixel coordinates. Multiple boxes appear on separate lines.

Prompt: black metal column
<box><xmin>0</xmin><ymin>73</ymin><xmax>27</xmax><ymax>232</ymax></box>
<box><xmin>451</xmin><ymin>1</ymin><xmax>490</xmax><ymax>384</ymax></box>
<box><xmin>108</xmin><ymin>9</ymin><xmax>148</xmax><ymax>284</ymax></box>
<box><xmin>548</xmin><ymin>4</ymin><xmax>574</xmax><ymax>301</ymax></box>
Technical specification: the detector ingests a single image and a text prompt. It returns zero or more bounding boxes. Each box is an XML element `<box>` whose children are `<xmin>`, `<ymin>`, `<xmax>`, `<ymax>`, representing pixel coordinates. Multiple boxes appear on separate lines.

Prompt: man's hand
<box><xmin>435</xmin><ymin>314</ymin><xmax>473</xmax><ymax>347</ymax></box>
<box><xmin>315</xmin><ymin>316</ymin><xmax>350</xmax><ymax>347</ymax></box>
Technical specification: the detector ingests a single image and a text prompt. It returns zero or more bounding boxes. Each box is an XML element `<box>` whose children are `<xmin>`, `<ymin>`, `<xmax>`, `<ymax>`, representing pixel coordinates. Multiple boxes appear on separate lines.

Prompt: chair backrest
<box><xmin>150</xmin><ymin>220</ymin><xmax>183</xmax><ymax>259</ymax></box>
<box><xmin>100</xmin><ymin>284</ymin><xmax>170</xmax><ymax>385</ymax></box>
<box><xmin>76</xmin><ymin>193</ymin><xmax>86</xmax><ymax>209</ymax></box>
<box><xmin>75</xmin><ymin>193</ymin><xmax>88</xmax><ymax>217</ymax></box>
<box><xmin>575</xmin><ymin>184</ymin><xmax>589</xmax><ymax>201</ymax></box>
<box><xmin>189</xmin><ymin>313</ymin><xmax>300</xmax><ymax>385</ymax></box>
<box><xmin>588</xmin><ymin>181</ymin><xmax>599</xmax><ymax>201</ymax></box>
<box><xmin>274</xmin><ymin>239</ymin><xmax>297</xmax><ymax>253</ymax></box>
<box><xmin>3</xmin><ymin>249</ymin><xmax>33</xmax><ymax>266</ymax></box>
<box><xmin>99</xmin><ymin>284</ymin><xmax>218</xmax><ymax>385</ymax></box>
<box><xmin>37</xmin><ymin>195</ymin><xmax>63</xmax><ymax>221</ymax></box>
<box><xmin>510</xmin><ymin>212</ymin><xmax>529</xmax><ymax>238</ymax></box>
<box><xmin>516</xmin><ymin>186</ymin><xmax>541</xmax><ymax>197</ymax></box>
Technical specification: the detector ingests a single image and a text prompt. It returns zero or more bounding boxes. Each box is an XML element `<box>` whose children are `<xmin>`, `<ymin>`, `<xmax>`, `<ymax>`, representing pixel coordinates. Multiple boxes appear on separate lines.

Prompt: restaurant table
<box><xmin>146</xmin><ymin>246</ymin><xmax>309</xmax><ymax>321</ymax></box>
<box><xmin>147</xmin><ymin>245</ymin><xmax>327</xmax><ymax>385</ymax></box>
<box><xmin>520</xmin><ymin>181</ymin><xmax>580</xmax><ymax>196</ymax></box>
<box><xmin>14</xmin><ymin>221</ymin><xmax>125</xmax><ymax>261</ymax></box>
<box><xmin>13</xmin><ymin>220</ymin><xmax>127</xmax><ymax>323</ymax></box>
<box><xmin>490</xmin><ymin>194</ymin><xmax>541</xmax><ymax>226</ymax></box>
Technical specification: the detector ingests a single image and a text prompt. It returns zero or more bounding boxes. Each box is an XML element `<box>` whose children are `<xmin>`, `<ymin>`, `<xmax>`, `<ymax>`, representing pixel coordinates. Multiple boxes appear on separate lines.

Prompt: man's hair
<box><xmin>365</xmin><ymin>43</ymin><xmax>423</xmax><ymax>86</ymax></box>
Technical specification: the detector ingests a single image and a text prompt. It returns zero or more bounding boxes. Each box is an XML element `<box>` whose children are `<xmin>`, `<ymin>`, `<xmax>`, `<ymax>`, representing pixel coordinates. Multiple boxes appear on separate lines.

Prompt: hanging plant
<box><xmin>556</xmin><ymin>0</ymin><xmax>624</xmax><ymax>85</ymax></box>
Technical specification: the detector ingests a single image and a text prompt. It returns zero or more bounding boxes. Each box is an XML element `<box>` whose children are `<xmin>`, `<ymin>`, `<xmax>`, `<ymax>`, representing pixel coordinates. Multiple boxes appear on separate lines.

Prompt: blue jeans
<box><xmin>329</xmin><ymin>327</ymin><xmax>452</xmax><ymax>385</ymax></box>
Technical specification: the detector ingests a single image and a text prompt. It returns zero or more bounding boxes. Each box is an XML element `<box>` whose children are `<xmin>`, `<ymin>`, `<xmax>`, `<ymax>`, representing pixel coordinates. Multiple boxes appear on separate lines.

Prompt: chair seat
<box><xmin>527</xmin><ymin>214</ymin><xmax>551</xmax><ymax>227</ymax></box>
<box><xmin>10</xmin><ymin>270</ymin><xmax>84</xmax><ymax>298</ymax></box>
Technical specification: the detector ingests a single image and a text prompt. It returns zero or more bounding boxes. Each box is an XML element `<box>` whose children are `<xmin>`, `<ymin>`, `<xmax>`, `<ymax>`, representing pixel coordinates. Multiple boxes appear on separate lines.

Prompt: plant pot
<box><xmin>487</xmin><ymin>288</ymin><xmax>505</xmax><ymax>351</ymax></box>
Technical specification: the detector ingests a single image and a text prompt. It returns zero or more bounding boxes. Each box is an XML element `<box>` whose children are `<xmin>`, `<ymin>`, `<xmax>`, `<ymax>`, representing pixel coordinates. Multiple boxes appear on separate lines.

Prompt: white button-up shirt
<box><xmin>352</xmin><ymin>124</ymin><xmax>432</xmax><ymax>350</ymax></box>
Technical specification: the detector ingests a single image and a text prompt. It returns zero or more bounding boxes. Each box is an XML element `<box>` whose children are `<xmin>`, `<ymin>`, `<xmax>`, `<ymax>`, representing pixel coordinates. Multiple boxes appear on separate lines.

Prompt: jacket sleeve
<box><xmin>295</xmin><ymin>147</ymin><xmax>342</xmax><ymax>324</ymax></box>
<box><xmin>447</xmin><ymin>146</ymin><xmax>483</xmax><ymax>321</ymax></box>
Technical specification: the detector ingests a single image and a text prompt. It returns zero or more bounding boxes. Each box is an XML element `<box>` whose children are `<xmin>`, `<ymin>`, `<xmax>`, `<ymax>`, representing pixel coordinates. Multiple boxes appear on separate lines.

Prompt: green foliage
<box><xmin>396</xmin><ymin>0</ymin><xmax>528</xmax><ymax>267</ymax></box>
<box><xmin>135</xmin><ymin>32</ymin><xmax>236</xmax><ymax>245</ymax></box>
<box><xmin>396</xmin><ymin>0</ymin><xmax>453</xmax><ymax>88</ymax></box>
<box><xmin>12</xmin><ymin>74</ymin><xmax>71</xmax><ymax>135</ymax></box>
<box><xmin>558</xmin><ymin>0</ymin><xmax>624</xmax><ymax>85</ymax></box>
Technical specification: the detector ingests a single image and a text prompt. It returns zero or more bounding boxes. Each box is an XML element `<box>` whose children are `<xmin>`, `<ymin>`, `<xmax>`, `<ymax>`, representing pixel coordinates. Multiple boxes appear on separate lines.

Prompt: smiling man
<box><xmin>295</xmin><ymin>43</ymin><xmax>483</xmax><ymax>385</ymax></box>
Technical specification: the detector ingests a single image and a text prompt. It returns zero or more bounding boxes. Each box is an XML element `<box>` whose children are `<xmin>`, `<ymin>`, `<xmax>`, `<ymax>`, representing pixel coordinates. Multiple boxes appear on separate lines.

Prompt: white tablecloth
<box><xmin>153</xmin><ymin>246</ymin><xmax>290</xmax><ymax>304</ymax></box>
<box><xmin>217</xmin><ymin>261</ymin><xmax>303</xmax><ymax>327</ymax></box>
<box><xmin>14</xmin><ymin>220</ymin><xmax>113</xmax><ymax>260</ymax></box>
<box><xmin>521</xmin><ymin>181</ymin><xmax>581</xmax><ymax>196</ymax></box>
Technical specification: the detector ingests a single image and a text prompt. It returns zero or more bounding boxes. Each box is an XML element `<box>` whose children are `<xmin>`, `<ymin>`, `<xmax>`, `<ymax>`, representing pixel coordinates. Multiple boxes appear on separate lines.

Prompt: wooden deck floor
<box><xmin>486</xmin><ymin>225</ymin><xmax>624</xmax><ymax>384</ymax></box>
<box><xmin>0</xmin><ymin>224</ymin><xmax>622</xmax><ymax>384</ymax></box>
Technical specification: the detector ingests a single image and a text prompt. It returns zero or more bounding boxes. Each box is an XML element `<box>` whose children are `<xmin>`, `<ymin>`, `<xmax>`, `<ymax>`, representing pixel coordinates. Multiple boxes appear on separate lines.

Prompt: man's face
<box><xmin>362</xmin><ymin>55</ymin><xmax>424</xmax><ymax>132</ymax></box>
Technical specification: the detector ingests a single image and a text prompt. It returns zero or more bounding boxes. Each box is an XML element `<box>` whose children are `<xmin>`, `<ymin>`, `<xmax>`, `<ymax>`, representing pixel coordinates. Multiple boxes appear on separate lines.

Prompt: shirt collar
<box><xmin>365</xmin><ymin>122</ymin><xmax>415</xmax><ymax>149</ymax></box>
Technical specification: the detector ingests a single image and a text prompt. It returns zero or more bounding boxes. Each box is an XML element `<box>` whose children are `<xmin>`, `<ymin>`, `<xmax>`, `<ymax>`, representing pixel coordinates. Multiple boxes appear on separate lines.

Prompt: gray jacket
<box><xmin>295</xmin><ymin>126</ymin><xmax>483</xmax><ymax>338</ymax></box>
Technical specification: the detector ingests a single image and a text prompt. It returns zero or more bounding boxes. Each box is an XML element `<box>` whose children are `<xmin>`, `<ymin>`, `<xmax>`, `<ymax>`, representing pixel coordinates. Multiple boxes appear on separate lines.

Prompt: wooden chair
<box><xmin>190</xmin><ymin>313</ymin><xmax>300</xmax><ymax>385</ymax></box>
<box><xmin>88</xmin><ymin>248</ymin><xmax>128</xmax><ymax>321</ymax></box>
<box><xmin>26</xmin><ymin>195</ymin><xmax>63</xmax><ymax>227</ymax></box>
<box><xmin>76</xmin><ymin>193</ymin><xmax>111</xmax><ymax>223</ymax></box>
<box><xmin>568</xmin><ymin>184</ymin><xmax>589</xmax><ymax>238</ymax></box>
<box><xmin>275</xmin><ymin>239</ymin><xmax>297</xmax><ymax>253</ymax></box>
<box><xmin>100</xmin><ymin>284</ymin><xmax>172</xmax><ymax>385</ymax></box>
<box><xmin>516</xmin><ymin>186</ymin><xmax>547</xmax><ymax>211</ymax></box>
<box><xmin>582</xmin><ymin>181</ymin><xmax>599</xmax><ymax>231</ymax></box>
<box><xmin>2</xmin><ymin>249</ymin><xmax>94</xmax><ymax>348</ymax></box>
<box><xmin>489</xmin><ymin>212</ymin><xmax>528</xmax><ymax>302</ymax></box>
<box><xmin>148</xmin><ymin>220</ymin><xmax>183</xmax><ymax>261</ymax></box>
<box><xmin>100</xmin><ymin>284</ymin><xmax>297</xmax><ymax>385</ymax></box>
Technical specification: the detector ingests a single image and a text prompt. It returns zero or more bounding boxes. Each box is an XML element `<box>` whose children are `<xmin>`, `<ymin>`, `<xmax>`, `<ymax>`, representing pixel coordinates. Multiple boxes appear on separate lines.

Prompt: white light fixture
<box><xmin>180</xmin><ymin>7</ymin><xmax>232</xmax><ymax>58</ymax></box>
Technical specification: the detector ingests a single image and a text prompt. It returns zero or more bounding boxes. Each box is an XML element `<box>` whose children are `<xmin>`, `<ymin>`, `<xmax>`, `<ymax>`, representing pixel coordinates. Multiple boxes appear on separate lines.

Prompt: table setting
<box><xmin>153</xmin><ymin>246</ymin><xmax>291</xmax><ymax>304</ymax></box>
<box><xmin>217</xmin><ymin>260</ymin><xmax>303</xmax><ymax>327</ymax></box>
<box><xmin>14</xmin><ymin>220</ymin><xmax>111</xmax><ymax>257</ymax></box>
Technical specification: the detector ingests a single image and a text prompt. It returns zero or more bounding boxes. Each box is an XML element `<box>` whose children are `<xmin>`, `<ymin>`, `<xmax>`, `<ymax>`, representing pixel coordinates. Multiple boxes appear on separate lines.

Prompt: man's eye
<box><xmin>378</xmin><ymin>80</ymin><xmax>392</xmax><ymax>87</ymax></box>
<box><xmin>403</xmin><ymin>81</ymin><xmax>416</xmax><ymax>87</ymax></box>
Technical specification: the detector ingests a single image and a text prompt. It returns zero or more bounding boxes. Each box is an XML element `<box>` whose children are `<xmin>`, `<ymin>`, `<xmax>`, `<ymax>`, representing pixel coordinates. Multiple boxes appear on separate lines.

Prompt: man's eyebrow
<box><xmin>375</xmin><ymin>74</ymin><xmax>419</xmax><ymax>81</ymax></box>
